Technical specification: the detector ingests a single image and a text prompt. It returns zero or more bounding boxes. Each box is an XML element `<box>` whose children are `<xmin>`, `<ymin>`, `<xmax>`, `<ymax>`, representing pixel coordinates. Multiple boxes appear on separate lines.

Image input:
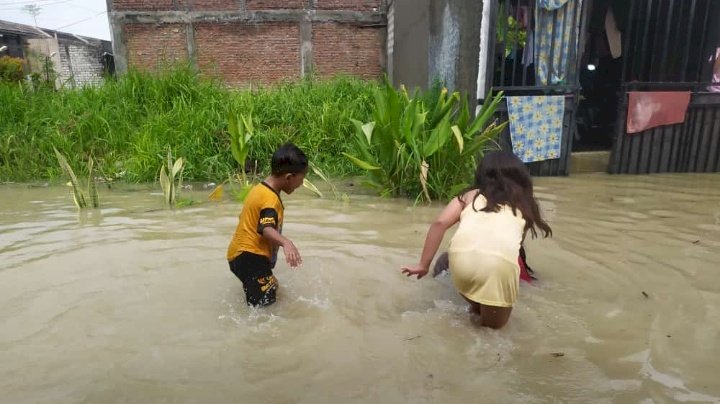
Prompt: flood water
<box><xmin>1</xmin><ymin>173</ymin><xmax>720</xmax><ymax>403</ymax></box>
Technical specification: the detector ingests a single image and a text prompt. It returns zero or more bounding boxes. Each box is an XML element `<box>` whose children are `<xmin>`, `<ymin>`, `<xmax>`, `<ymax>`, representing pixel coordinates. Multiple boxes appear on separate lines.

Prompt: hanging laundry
<box><xmin>522</xmin><ymin>30</ymin><xmax>535</xmax><ymax>67</ymax></box>
<box><xmin>605</xmin><ymin>7</ymin><xmax>622</xmax><ymax>59</ymax></box>
<box><xmin>508</xmin><ymin>96</ymin><xmax>565</xmax><ymax>163</ymax></box>
<box><xmin>709</xmin><ymin>48</ymin><xmax>720</xmax><ymax>93</ymax></box>
<box><xmin>626</xmin><ymin>92</ymin><xmax>691</xmax><ymax>134</ymax></box>
<box><xmin>535</xmin><ymin>0</ymin><xmax>583</xmax><ymax>85</ymax></box>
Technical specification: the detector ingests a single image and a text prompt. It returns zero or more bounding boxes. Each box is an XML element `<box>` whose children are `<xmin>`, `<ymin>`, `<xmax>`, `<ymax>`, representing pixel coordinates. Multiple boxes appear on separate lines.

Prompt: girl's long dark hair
<box><xmin>459</xmin><ymin>150</ymin><xmax>552</xmax><ymax>239</ymax></box>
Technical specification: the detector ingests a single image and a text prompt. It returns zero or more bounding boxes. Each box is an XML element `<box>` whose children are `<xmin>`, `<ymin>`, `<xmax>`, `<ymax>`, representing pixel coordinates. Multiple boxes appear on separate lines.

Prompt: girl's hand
<box><xmin>401</xmin><ymin>265</ymin><xmax>429</xmax><ymax>279</ymax></box>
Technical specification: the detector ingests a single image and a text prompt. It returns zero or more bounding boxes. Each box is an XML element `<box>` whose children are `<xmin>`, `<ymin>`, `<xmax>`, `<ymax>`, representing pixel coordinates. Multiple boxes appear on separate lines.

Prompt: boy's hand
<box><xmin>401</xmin><ymin>265</ymin><xmax>429</xmax><ymax>279</ymax></box>
<box><xmin>282</xmin><ymin>240</ymin><xmax>302</xmax><ymax>268</ymax></box>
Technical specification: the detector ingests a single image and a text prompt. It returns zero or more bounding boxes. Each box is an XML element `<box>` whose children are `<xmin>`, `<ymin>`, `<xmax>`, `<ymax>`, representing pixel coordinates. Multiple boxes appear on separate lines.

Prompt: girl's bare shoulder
<box><xmin>459</xmin><ymin>189</ymin><xmax>484</xmax><ymax>207</ymax></box>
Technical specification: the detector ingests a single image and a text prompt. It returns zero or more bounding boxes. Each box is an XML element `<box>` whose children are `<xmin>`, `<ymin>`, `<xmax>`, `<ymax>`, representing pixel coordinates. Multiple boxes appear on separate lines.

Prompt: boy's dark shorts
<box><xmin>229</xmin><ymin>252</ymin><xmax>278</xmax><ymax>307</ymax></box>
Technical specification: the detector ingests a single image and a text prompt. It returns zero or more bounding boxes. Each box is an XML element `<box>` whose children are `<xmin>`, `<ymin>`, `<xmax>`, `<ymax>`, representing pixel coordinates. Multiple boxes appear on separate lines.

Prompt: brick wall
<box><xmin>313</xmin><ymin>23</ymin><xmax>383</xmax><ymax>79</ymax></box>
<box><xmin>191</xmin><ymin>0</ymin><xmax>241</xmax><ymax>11</ymax></box>
<box><xmin>57</xmin><ymin>42</ymin><xmax>106</xmax><ymax>86</ymax></box>
<box><xmin>315</xmin><ymin>0</ymin><xmax>381</xmax><ymax>11</ymax></box>
<box><xmin>124</xmin><ymin>24</ymin><xmax>188</xmax><ymax>70</ymax></box>
<box><xmin>245</xmin><ymin>0</ymin><xmax>307</xmax><ymax>9</ymax></box>
<box><xmin>195</xmin><ymin>22</ymin><xmax>299</xmax><ymax>86</ymax></box>
<box><xmin>111</xmin><ymin>1</ymin><xmax>386</xmax><ymax>85</ymax></box>
<box><xmin>112</xmin><ymin>0</ymin><xmax>180</xmax><ymax>11</ymax></box>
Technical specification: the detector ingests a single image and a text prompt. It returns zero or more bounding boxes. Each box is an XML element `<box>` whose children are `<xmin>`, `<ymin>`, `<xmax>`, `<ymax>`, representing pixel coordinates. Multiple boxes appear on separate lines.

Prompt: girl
<box><xmin>401</xmin><ymin>151</ymin><xmax>552</xmax><ymax>329</ymax></box>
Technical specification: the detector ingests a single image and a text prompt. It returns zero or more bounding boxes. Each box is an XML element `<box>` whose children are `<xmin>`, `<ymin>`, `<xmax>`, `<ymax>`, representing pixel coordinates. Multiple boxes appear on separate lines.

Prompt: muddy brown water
<box><xmin>1</xmin><ymin>173</ymin><xmax>719</xmax><ymax>403</ymax></box>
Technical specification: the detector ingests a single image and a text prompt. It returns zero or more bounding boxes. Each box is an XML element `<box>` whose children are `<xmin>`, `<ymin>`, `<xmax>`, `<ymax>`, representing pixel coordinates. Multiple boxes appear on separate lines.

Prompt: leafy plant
<box><xmin>159</xmin><ymin>147</ymin><xmax>185</xmax><ymax>207</ymax></box>
<box><xmin>343</xmin><ymin>79</ymin><xmax>507</xmax><ymax>202</ymax></box>
<box><xmin>53</xmin><ymin>146</ymin><xmax>99</xmax><ymax>209</ymax></box>
<box><xmin>0</xmin><ymin>56</ymin><xmax>25</xmax><ymax>83</ymax></box>
<box><xmin>496</xmin><ymin>3</ymin><xmax>527</xmax><ymax>58</ymax></box>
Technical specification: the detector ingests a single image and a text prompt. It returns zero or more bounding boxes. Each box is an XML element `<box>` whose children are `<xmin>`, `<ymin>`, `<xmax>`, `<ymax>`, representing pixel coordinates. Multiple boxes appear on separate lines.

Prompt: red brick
<box><xmin>112</xmin><ymin>0</ymin><xmax>178</xmax><ymax>11</ymax></box>
<box><xmin>191</xmin><ymin>0</ymin><xmax>241</xmax><ymax>11</ymax></box>
<box><xmin>195</xmin><ymin>22</ymin><xmax>300</xmax><ymax>86</ymax></box>
<box><xmin>315</xmin><ymin>0</ymin><xmax>381</xmax><ymax>11</ymax></box>
<box><xmin>312</xmin><ymin>23</ymin><xmax>382</xmax><ymax>79</ymax></box>
<box><xmin>124</xmin><ymin>24</ymin><xmax>188</xmax><ymax>70</ymax></box>
<box><xmin>245</xmin><ymin>0</ymin><xmax>307</xmax><ymax>10</ymax></box>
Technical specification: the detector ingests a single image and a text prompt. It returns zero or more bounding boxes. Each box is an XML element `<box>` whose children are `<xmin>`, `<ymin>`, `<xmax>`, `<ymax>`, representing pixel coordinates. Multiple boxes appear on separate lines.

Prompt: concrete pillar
<box><xmin>105</xmin><ymin>0</ymin><xmax>128</xmax><ymax>74</ymax></box>
<box><xmin>186</xmin><ymin>22</ymin><xmax>198</xmax><ymax>71</ymax></box>
<box><xmin>299</xmin><ymin>16</ymin><xmax>313</xmax><ymax>77</ymax></box>
<box><xmin>389</xmin><ymin>0</ymin><xmax>430</xmax><ymax>90</ymax></box>
<box><xmin>428</xmin><ymin>0</ymin><xmax>482</xmax><ymax>103</ymax></box>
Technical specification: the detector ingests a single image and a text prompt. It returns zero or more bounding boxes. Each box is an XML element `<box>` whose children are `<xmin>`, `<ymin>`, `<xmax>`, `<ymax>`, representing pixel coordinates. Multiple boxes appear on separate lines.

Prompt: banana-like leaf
<box><xmin>309</xmin><ymin>161</ymin><xmax>339</xmax><ymax>199</ymax></box>
<box><xmin>451</xmin><ymin>125</ymin><xmax>464</xmax><ymax>154</ymax></box>
<box><xmin>419</xmin><ymin>160</ymin><xmax>431</xmax><ymax>203</ymax></box>
<box><xmin>467</xmin><ymin>91</ymin><xmax>504</xmax><ymax>136</ymax></box>
<box><xmin>172</xmin><ymin>157</ymin><xmax>184</xmax><ymax>177</ymax></box>
<box><xmin>87</xmin><ymin>157</ymin><xmax>99</xmax><ymax>208</ymax></box>
<box><xmin>302</xmin><ymin>178</ymin><xmax>323</xmax><ymax>198</ymax></box>
<box><xmin>342</xmin><ymin>152</ymin><xmax>381</xmax><ymax>170</ymax></box>
<box><xmin>423</xmin><ymin>116</ymin><xmax>452</xmax><ymax>158</ymax></box>
<box><xmin>241</xmin><ymin>114</ymin><xmax>254</xmax><ymax>141</ymax></box>
<box><xmin>159</xmin><ymin>165</ymin><xmax>171</xmax><ymax>205</ymax></box>
<box><xmin>465</xmin><ymin>121</ymin><xmax>509</xmax><ymax>156</ymax></box>
<box><xmin>53</xmin><ymin>147</ymin><xmax>86</xmax><ymax>208</ymax></box>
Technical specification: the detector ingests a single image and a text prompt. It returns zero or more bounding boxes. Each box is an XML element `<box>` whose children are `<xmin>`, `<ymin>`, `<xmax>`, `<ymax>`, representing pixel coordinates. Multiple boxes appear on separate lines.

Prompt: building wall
<box><xmin>107</xmin><ymin>0</ymin><xmax>387</xmax><ymax>86</ymax></box>
<box><xmin>389</xmin><ymin>0</ymin><xmax>430</xmax><ymax>90</ymax></box>
<box><xmin>57</xmin><ymin>41</ymin><xmax>108</xmax><ymax>87</ymax></box>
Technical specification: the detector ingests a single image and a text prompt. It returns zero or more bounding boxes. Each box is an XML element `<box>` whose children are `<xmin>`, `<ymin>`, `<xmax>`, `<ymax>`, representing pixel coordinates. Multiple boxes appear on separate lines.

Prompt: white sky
<box><xmin>0</xmin><ymin>0</ymin><xmax>110</xmax><ymax>40</ymax></box>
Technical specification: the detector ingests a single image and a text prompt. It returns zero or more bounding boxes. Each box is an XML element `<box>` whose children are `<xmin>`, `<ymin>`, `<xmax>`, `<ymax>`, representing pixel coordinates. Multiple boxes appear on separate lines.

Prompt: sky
<box><xmin>0</xmin><ymin>0</ymin><xmax>110</xmax><ymax>40</ymax></box>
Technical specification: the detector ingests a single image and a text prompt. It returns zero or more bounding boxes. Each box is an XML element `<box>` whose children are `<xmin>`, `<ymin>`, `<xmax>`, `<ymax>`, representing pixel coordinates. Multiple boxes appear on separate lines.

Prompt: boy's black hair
<box><xmin>271</xmin><ymin>143</ymin><xmax>308</xmax><ymax>175</ymax></box>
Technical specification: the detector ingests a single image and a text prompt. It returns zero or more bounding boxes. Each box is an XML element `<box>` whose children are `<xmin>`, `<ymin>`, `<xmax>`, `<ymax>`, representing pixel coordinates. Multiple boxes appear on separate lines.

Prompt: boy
<box><xmin>227</xmin><ymin>143</ymin><xmax>307</xmax><ymax>307</ymax></box>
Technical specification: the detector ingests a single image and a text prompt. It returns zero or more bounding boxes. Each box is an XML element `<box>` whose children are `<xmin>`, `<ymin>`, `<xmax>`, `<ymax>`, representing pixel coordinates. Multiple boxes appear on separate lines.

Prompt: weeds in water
<box><xmin>53</xmin><ymin>146</ymin><xmax>99</xmax><ymax>209</ymax></box>
<box><xmin>159</xmin><ymin>147</ymin><xmax>185</xmax><ymax>207</ymax></box>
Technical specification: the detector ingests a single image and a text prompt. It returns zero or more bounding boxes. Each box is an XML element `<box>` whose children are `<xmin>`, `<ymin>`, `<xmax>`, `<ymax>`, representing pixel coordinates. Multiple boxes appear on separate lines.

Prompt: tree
<box><xmin>22</xmin><ymin>4</ymin><xmax>42</xmax><ymax>27</ymax></box>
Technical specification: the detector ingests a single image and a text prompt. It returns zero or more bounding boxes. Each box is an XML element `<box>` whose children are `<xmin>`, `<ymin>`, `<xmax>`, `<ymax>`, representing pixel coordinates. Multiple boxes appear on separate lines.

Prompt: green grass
<box><xmin>0</xmin><ymin>66</ymin><xmax>378</xmax><ymax>183</ymax></box>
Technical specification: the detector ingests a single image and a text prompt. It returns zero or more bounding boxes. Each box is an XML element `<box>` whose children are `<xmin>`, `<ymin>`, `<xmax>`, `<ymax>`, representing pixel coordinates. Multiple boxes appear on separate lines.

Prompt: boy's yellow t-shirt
<box><xmin>227</xmin><ymin>182</ymin><xmax>284</xmax><ymax>262</ymax></box>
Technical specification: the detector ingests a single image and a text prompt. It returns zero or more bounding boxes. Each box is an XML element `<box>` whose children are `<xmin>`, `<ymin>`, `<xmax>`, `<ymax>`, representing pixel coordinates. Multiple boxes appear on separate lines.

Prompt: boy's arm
<box><xmin>262</xmin><ymin>227</ymin><xmax>302</xmax><ymax>268</ymax></box>
<box><xmin>401</xmin><ymin>197</ymin><xmax>463</xmax><ymax>279</ymax></box>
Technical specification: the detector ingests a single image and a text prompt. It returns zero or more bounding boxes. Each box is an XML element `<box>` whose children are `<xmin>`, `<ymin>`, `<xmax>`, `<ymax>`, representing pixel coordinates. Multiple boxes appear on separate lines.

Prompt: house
<box><xmin>388</xmin><ymin>0</ymin><xmax>720</xmax><ymax>175</ymax></box>
<box><xmin>0</xmin><ymin>19</ymin><xmax>114</xmax><ymax>88</ymax></box>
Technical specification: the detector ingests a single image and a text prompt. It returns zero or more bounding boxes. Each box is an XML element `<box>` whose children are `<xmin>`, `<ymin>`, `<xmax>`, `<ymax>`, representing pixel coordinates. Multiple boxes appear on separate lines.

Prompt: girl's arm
<box><xmin>401</xmin><ymin>197</ymin><xmax>464</xmax><ymax>279</ymax></box>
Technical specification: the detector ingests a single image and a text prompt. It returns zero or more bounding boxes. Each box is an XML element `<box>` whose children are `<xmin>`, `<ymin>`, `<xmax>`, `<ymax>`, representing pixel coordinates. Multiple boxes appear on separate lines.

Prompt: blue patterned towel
<box><xmin>507</xmin><ymin>96</ymin><xmax>564</xmax><ymax>163</ymax></box>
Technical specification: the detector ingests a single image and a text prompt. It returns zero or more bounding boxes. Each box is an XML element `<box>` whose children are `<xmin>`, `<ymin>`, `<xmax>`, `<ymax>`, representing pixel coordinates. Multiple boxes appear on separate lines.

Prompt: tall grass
<box><xmin>0</xmin><ymin>66</ymin><xmax>377</xmax><ymax>182</ymax></box>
